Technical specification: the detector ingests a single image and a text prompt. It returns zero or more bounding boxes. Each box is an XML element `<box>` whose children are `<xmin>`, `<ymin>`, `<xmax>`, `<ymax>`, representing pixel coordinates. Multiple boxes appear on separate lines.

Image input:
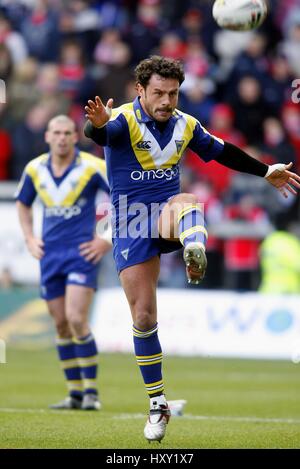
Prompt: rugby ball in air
<box><xmin>212</xmin><ymin>0</ymin><xmax>267</xmax><ymax>31</ymax></box>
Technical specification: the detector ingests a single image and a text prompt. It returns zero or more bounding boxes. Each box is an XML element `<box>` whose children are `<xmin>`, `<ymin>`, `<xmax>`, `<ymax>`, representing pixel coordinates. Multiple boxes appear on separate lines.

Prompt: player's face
<box><xmin>137</xmin><ymin>74</ymin><xmax>180</xmax><ymax>122</ymax></box>
<box><xmin>45</xmin><ymin>122</ymin><xmax>78</xmax><ymax>158</ymax></box>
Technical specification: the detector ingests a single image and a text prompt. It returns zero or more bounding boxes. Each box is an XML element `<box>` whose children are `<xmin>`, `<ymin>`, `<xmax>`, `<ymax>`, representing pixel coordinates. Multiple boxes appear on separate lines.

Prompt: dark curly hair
<box><xmin>134</xmin><ymin>55</ymin><xmax>185</xmax><ymax>88</ymax></box>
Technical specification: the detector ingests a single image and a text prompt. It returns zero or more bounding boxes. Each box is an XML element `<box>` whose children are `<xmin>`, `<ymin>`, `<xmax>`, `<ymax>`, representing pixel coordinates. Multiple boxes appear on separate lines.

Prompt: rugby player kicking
<box><xmin>84</xmin><ymin>56</ymin><xmax>300</xmax><ymax>442</ymax></box>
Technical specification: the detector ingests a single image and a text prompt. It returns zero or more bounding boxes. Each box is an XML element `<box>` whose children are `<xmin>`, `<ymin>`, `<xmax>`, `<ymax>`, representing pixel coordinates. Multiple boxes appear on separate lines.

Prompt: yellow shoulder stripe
<box><xmin>26</xmin><ymin>154</ymin><xmax>54</xmax><ymax>206</ymax></box>
<box><xmin>123</xmin><ymin>112</ymin><xmax>156</xmax><ymax>170</ymax></box>
<box><xmin>111</xmin><ymin>102</ymin><xmax>134</xmax><ymax>121</ymax></box>
<box><xmin>79</xmin><ymin>151</ymin><xmax>107</xmax><ymax>180</ymax></box>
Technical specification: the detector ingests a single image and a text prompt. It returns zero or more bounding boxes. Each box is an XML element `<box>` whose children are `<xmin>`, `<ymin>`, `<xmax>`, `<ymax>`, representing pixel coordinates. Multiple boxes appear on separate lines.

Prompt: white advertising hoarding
<box><xmin>91</xmin><ymin>288</ymin><xmax>300</xmax><ymax>360</ymax></box>
<box><xmin>0</xmin><ymin>202</ymin><xmax>41</xmax><ymax>284</ymax></box>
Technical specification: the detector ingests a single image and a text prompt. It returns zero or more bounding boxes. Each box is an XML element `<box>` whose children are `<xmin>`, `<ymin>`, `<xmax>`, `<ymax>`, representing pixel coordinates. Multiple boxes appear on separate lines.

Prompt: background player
<box><xmin>84</xmin><ymin>56</ymin><xmax>300</xmax><ymax>440</ymax></box>
<box><xmin>16</xmin><ymin>115</ymin><xmax>111</xmax><ymax>410</ymax></box>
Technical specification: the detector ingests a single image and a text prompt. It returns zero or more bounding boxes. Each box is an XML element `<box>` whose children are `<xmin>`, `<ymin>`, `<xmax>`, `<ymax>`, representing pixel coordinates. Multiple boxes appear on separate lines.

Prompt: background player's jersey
<box><xmin>15</xmin><ymin>150</ymin><xmax>109</xmax><ymax>245</ymax></box>
<box><xmin>90</xmin><ymin>97</ymin><xmax>225</xmax><ymax>207</ymax></box>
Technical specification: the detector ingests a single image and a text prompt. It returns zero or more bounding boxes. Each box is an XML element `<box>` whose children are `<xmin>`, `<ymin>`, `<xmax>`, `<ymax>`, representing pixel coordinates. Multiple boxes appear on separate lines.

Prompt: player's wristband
<box><xmin>264</xmin><ymin>164</ymin><xmax>286</xmax><ymax>178</ymax></box>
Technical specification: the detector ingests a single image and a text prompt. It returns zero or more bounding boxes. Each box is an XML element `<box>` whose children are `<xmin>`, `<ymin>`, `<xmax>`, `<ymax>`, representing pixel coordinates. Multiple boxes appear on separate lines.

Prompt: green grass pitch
<box><xmin>1</xmin><ymin>349</ymin><xmax>300</xmax><ymax>448</ymax></box>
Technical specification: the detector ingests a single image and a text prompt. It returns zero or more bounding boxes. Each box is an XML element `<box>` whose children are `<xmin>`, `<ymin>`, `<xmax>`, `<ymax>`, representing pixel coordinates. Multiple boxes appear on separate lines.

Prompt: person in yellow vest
<box><xmin>259</xmin><ymin>223</ymin><xmax>300</xmax><ymax>293</ymax></box>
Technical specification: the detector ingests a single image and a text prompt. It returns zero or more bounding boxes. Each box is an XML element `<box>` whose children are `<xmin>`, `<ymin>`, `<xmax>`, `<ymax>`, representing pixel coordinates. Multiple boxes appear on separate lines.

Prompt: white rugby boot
<box><xmin>49</xmin><ymin>396</ymin><xmax>82</xmax><ymax>410</ymax></box>
<box><xmin>81</xmin><ymin>393</ymin><xmax>101</xmax><ymax>410</ymax></box>
<box><xmin>183</xmin><ymin>242</ymin><xmax>207</xmax><ymax>285</ymax></box>
<box><xmin>144</xmin><ymin>402</ymin><xmax>171</xmax><ymax>443</ymax></box>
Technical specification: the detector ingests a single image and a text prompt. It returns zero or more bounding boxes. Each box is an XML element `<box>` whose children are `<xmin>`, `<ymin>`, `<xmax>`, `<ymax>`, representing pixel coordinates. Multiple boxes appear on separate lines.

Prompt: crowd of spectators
<box><xmin>0</xmin><ymin>0</ymin><xmax>300</xmax><ymax>291</ymax></box>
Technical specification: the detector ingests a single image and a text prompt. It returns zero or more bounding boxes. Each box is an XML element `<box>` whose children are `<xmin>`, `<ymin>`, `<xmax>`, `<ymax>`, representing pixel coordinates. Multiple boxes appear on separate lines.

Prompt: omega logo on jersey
<box><xmin>45</xmin><ymin>205</ymin><xmax>82</xmax><ymax>219</ymax></box>
<box><xmin>130</xmin><ymin>166</ymin><xmax>179</xmax><ymax>181</ymax></box>
<box><xmin>136</xmin><ymin>140</ymin><xmax>152</xmax><ymax>150</ymax></box>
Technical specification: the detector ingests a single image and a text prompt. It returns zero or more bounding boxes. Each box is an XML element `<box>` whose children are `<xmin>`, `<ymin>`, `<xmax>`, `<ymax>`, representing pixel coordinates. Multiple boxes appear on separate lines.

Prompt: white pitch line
<box><xmin>0</xmin><ymin>408</ymin><xmax>47</xmax><ymax>414</ymax></box>
<box><xmin>1</xmin><ymin>408</ymin><xmax>300</xmax><ymax>425</ymax></box>
<box><xmin>113</xmin><ymin>413</ymin><xmax>300</xmax><ymax>425</ymax></box>
<box><xmin>0</xmin><ymin>408</ymin><xmax>79</xmax><ymax>415</ymax></box>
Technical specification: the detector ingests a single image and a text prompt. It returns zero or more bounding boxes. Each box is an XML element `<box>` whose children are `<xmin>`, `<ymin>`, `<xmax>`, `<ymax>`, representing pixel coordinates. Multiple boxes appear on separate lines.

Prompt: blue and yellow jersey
<box><xmin>87</xmin><ymin>96</ymin><xmax>224</xmax><ymax>207</ymax></box>
<box><xmin>15</xmin><ymin>150</ymin><xmax>109</xmax><ymax>245</ymax></box>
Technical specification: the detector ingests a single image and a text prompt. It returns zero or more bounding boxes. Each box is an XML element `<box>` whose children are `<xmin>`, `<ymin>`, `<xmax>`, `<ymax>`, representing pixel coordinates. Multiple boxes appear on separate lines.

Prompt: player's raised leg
<box><xmin>65</xmin><ymin>284</ymin><xmax>101</xmax><ymax>410</ymax></box>
<box><xmin>120</xmin><ymin>257</ymin><xmax>171</xmax><ymax>443</ymax></box>
<box><xmin>47</xmin><ymin>296</ymin><xmax>83</xmax><ymax>409</ymax></box>
<box><xmin>159</xmin><ymin>193</ymin><xmax>208</xmax><ymax>284</ymax></box>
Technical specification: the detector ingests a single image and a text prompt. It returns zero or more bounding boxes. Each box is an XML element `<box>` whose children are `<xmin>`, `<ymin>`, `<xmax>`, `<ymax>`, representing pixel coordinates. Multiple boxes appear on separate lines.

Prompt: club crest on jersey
<box><xmin>136</xmin><ymin>141</ymin><xmax>151</xmax><ymax>151</ymax></box>
<box><xmin>175</xmin><ymin>140</ymin><xmax>184</xmax><ymax>154</ymax></box>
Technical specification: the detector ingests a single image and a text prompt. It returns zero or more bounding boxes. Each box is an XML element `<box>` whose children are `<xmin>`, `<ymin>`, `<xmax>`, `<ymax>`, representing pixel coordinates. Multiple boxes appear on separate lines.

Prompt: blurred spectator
<box><xmin>127</xmin><ymin>0</ymin><xmax>167</xmax><ymax>64</ymax></box>
<box><xmin>94</xmin><ymin>28</ymin><xmax>131</xmax><ymax>67</ymax></box>
<box><xmin>0</xmin><ymin>123</ymin><xmax>11</xmax><ymax>179</ymax></box>
<box><xmin>0</xmin><ymin>11</ymin><xmax>28</xmax><ymax>64</ymax></box>
<box><xmin>180</xmin><ymin>78</ymin><xmax>215</xmax><ymax>126</ymax></box>
<box><xmin>20</xmin><ymin>0</ymin><xmax>60</xmax><ymax>62</ymax></box>
<box><xmin>10</xmin><ymin>99</ymin><xmax>55</xmax><ymax>179</ymax></box>
<box><xmin>184</xmin><ymin>103</ymin><xmax>246</xmax><ymax>195</ymax></box>
<box><xmin>37</xmin><ymin>63</ymin><xmax>71</xmax><ymax>114</ymax></box>
<box><xmin>94</xmin><ymin>28</ymin><xmax>132</xmax><ymax>106</ymax></box>
<box><xmin>213</xmin><ymin>29</ymin><xmax>254</xmax><ymax>83</ymax></box>
<box><xmin>259</xmin><ymin>222</ymin><xmax>300</xmax><ymax>294</ymax></box>
<box><xmin>59</xmin><ymin>39</ymin><xmax>96</xmax><ymax>104</ymax></box>
<box><xmin>223</xmin><ymin>194</ymin><xmax>270</xmax><ymax>291</ymax></box>
<box><xmin>160</xmin><ymin>0</ymin><xmax>188</xmax><ymax>26</ymax></box>
<box><xmin>275</xmin><ymin>0</ymin><xmax>300</xmax><ymax>33</ymax></box>
<box><xmin>280</xmin><ymin>14</ymin><xmax>300</xmax><ymax>76</ymax></box>
<box><xmin>259</xmin><ymin>117</ymin><xmax>297</xmax><ymax>167</ymax></box>
<box><xmin>159</xmin><ymin>31</ymin><xmax>187</xmax><ymax>61</ymax></box>
<box><xmin>0</xmin><ymin>0</ymin><xmax>33</xmax><ymax>29</ymax></box>
<box><xmin>184</xmin><ymin>36</ymin><xmax>212</xmax><ymax>79</ymax></box>
<box><xmin>94</xmin><ymin>0</ymin><xmax>129</xmax><ymax>32</ymax></box>
<box><xmin>210</xmin><ymin>104</ymin><xmax>247</xmax><ymax>148</ymax></box>
<box><xmin>229</xmin><ymin>75</ymin><xmax>272</xmax><ymax>145</ymax></box>
<box><xmin>180</xmin><ymin>8</ymin><xmax>203</xmax><ymax>40</ymax></box>
<box><xmin>281</xmin><ymin>102</ymin><xmax>300</xmax><ymax>171</ymax></box>
<box><xmin>179</xmin><ymin>4</ymin><xmax>218</xmax><ymax>55</ymax></box>
<box><xmin>8</xmin><ymin>57</ymin><xmax>39</xmax><ymax>122</ymax></box>
<box><xmin>0</xmin><ymin>42</ymin><xmax>13</xmax><ymax>82</ymax></box>
<box><xmin>59</xmin><ymin>0</ymin><xmax>101</xmax><ymax>62</ymax></box>
<box><xmin>263</xmin><ymin>53</ymin><xmax>295</xmax><ymax>113</ymax></box>
<box><xmin>227</xmin><ymin>33</ymin><xmax>269</xmax><ymax>90</ymax></box>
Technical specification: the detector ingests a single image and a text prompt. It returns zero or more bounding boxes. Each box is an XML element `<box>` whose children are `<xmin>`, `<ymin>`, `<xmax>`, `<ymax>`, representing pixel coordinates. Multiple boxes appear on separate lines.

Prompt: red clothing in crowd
<box><xmin>223</xmin><ymin>203</ymin><xmax>266</xmax><ymax>271</ymax></box>
<box><xmin>0</xmin><ymin>130</ymin><xmax>11</xmax><ymax>179</ymax></box>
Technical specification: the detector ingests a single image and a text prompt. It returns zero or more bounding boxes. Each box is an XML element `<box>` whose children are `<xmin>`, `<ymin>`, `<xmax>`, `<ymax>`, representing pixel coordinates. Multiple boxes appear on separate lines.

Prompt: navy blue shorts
<box><xmin>113</xmin><ymin>200</ymin><xmax>182</xmax><ymax>273</ymax></box>
<box><xmin>40</xmin><ymin>244</ymin><xmax>99</xmax><ymax>301</ymax></box>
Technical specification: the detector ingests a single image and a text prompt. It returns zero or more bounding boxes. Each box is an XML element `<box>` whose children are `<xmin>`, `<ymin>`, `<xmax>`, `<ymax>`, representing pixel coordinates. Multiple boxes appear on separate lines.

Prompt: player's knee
<box><xmin>55</xmin><ymin>319</ymin><xmax>71</xmax><ymax>338</ymax></box>
<box><xmin>180</xmin><ymin>193</ymin><xmax>198</xmax><ymax>205</ymax></box>
<box><xmin>133</xmin><ymin>310</ymin><xmax>155</xmax><ymax>331</ymax></box>
<box><xmin>67</xmin><ymin>313</ymin><xmax>86</xmax><ymax>335</ymax></box>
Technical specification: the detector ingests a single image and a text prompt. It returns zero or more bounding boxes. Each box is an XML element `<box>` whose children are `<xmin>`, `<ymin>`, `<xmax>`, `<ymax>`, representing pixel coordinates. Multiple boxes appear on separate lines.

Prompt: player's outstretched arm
<box><xmin>265</xmin><ymin>163</ymin><xmax>300</xmax><ymax>199</ymax></box>
<box><xmin>84</xmin><ymin>96</ymin><xmax>113</xmax><ymax>129</ymax></box>
<box><xmin>215</xmin><ymin>142</ymin><xmax>300</xmax><ymax>199</ymax></box>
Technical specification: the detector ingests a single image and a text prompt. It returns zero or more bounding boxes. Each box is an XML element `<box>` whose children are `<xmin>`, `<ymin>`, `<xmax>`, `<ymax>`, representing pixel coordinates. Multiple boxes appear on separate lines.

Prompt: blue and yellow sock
<box><xmin>73</xmin><ymin>333</ymin><xmax>98</xmax><ymax>395</ymax></box>
<box><xmin>177</xmin><ymin>203</ymin><xmax>208</xmax><ymax>249</ymax></box>
<box><xmin>55</xmin><ymin>337</ymin><xmax>83</xmax><ymax>400</ymax></box>
<box><xmin>133</xmin><ymin>323</ymin><xmax>164</xmax><ymax>397</ymax></box>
